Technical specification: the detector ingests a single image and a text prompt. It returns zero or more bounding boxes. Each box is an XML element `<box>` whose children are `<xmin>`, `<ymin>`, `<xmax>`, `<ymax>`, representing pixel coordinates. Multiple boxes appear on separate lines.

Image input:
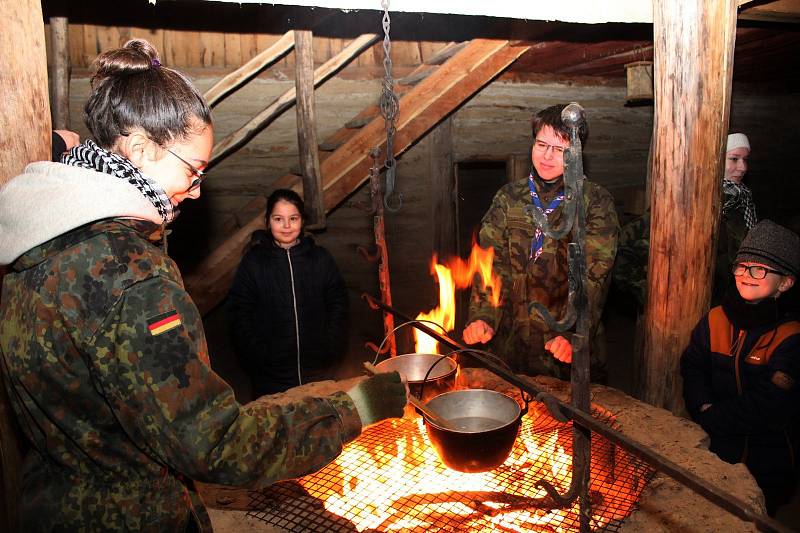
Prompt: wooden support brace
<box><xmin>208</xmin><ymin>33</ymin><xmax>379</xmax><ymax>170</ymax></box>
<box><xmin>203</xmin><ymin>31</ymin><xmax>295</xmax><ymax>108</ymax></box>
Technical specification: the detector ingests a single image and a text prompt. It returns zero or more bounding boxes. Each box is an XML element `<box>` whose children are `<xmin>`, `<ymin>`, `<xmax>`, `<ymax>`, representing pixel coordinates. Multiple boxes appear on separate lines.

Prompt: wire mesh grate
<box><xmin>247</xmin><ymin>404</ymin><xmax>655</xmax><ymax>532</ymax></box>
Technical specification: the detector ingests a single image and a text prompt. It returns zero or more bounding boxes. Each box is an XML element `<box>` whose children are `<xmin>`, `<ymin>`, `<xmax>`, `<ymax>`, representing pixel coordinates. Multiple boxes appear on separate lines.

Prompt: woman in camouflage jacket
<box><xmin>0</xmin><ymin>39</ymin><xmax>406</xmax><ymax>532</ymax></box>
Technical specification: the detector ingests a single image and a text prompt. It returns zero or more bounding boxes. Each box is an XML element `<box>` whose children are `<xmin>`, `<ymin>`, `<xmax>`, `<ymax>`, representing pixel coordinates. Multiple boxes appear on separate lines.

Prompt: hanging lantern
<box><xmin>624</xmin><ymin>61</ymin><xmax>653</xmax><ymax>105</ymax></box>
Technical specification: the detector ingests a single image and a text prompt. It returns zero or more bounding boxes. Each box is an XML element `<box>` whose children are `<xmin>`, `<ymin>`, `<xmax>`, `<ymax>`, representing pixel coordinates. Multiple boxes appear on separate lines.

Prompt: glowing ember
<box><xmin>291</xmin><ymin>405</ymin><xmax>653</xmax><ymax>532</ymax></box>
<box><xmin>414</xmin><ymin>242</ymin><xmax>502</xmax><ymax>353</ymax></box>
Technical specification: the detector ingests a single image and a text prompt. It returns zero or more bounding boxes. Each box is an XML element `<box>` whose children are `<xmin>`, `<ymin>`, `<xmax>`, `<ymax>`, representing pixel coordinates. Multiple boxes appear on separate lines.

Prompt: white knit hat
<box><xmin>727</xmin><ymin>133</ymin><xmax>750</xmax><ymax>152</ymax></box>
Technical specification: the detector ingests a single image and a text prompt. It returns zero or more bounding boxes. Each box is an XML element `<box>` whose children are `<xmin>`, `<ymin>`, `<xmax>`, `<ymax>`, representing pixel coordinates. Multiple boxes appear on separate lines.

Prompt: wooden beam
<box><xmin>208</xmin><ymin>33</ymin><xmax>379</xmax><ymax>170</ymax></box>
<box><xmin>203</xmin><ymin>30</ymin><xmax>294</xmax><ymax>108</ymax></box>
<box><xmin>739</xmin><ymin>0</ymin><xmax>800</xmax><ymax>23</ymax></box>
<box><xmin>185</xmin><ymin>39</ymin><xmax>531</xmax><ymax>314</ymax></box>
<box><xmin>294</xmin><ymin>30</ymin><xmax>325</xmax><ymax>230</ymax></box>
<box><xmin>429</xmin><ymin>117</ymin><xmax>456</xmax><ymax>258</ymax></box>
<box><xmin>0</xmin><ymin>2</ymin><xmax>50</xmax><ymax>529</ymax></box>
<box><xmin>49</xmin><ymin>16</ymin><xmax>70</xmax><ymax>130</ymax></box>
<box><xmin>637</xmin><ymin>0</ymin><xmax>737</xmax><ymax>413</ymax></box>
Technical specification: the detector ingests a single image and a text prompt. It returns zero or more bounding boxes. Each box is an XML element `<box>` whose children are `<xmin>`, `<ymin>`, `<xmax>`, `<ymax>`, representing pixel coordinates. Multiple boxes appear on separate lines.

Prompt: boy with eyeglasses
<box><xmin>462</xmin><ymin>104</ymin><xmax>619</xmax><ymax>381</ymax></box>
<box><xmin>681</xmin><ymin>219</ymin><xmax>800</xmax><ymax>515</ymax></box>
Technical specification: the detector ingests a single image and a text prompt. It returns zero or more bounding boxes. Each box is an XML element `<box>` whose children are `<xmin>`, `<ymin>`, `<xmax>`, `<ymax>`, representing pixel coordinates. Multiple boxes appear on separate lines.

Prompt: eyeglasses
<box><xmin>165</xmin><ymin>149</ymin><xmax>207</xmax><ymax>193</ymax></box>
<box><xmin>732</xmin><ymin>263</ymin><xmax>784</xmax><ymax>280</ymax></box>
<box><xmin>533</xmin><ymin>139</ymin><xmax>568</xmax><ymax>156</ymax></box>
<box><xmin>119</xmin><ymin>132</ymin><xmax>207</xmax><ymax>193</ymax></box>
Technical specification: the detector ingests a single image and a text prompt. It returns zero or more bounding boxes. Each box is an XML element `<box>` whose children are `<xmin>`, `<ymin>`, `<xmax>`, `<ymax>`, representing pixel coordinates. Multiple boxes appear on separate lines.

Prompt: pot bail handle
<box><xmin>445</xmin><ymin>348</ymin><xmax>534</xmax><ymax>415</ymax></box>
<box><xmin>418</xmin><ymin>354</ymin><xmax>459</xmax><ymax>401</ymax></box>
<box><xmin>371</xmin><ymin>319</ymin><xmax>448</xmax><ymax>365</ymax></box>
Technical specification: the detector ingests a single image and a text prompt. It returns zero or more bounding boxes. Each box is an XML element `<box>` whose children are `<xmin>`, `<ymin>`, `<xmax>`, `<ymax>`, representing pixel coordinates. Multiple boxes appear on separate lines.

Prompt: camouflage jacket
<box><xmin>612</xmin><ymin>212</ymin><xmax>650</xmax><ymax>307</ymax></box>
<box><xmin>468</xmin><ymin>176</ymin><xmax>619</xmax><ymax>378</ymax></box>
<box><xmin>613</xmin><ymin>205</ymin><xmax>750</xmax><ymax>308</ymax></box>
<box><xmin>0</xmin><ymin>164</ymin><xmax>362</xmax><ymax>532</ymax></box>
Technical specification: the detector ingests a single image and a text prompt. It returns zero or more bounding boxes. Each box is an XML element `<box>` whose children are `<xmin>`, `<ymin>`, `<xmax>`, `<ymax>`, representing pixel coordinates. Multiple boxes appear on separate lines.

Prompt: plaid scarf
<box><xmin>721</xmin><ymin>179</ymin><xmax>757</xmax><ymax>229</ymax></box>
<box><xmin>528</xmin><ymin>173</ymin><xmax>565</xmax><ymax>261</ymax></box>
<box><xmin>62</xmin><ymin>140</ymin><xmax>176</xmax><ymax>223</ymax></box>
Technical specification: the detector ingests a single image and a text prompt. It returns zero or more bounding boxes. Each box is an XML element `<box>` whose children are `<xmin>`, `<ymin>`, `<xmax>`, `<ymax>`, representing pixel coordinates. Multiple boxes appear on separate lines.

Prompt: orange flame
<box><xmin>414</xmin><ymin>241</ymin><xmax>502</xmax><ymax>353</ymax></box>
<box><xmin>301</xmin><ymin>411</ymin><xmax>647</xmax><ymax>531</ymax></box>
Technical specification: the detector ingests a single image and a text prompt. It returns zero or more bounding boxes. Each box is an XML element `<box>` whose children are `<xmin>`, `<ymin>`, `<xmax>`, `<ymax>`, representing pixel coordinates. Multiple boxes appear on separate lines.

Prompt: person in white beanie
<box><xmin>725</xmin><ymin>132</ymin><xmax>751</xmax><ymax>185</ymax></box>
<box><xmin>723</xmin><ymin>132</ymin><xmax>756</xmax><ymax>228</ymax></box>
<box><xmin>716</xmin><ymin>133</ymin><xmax>759</xmax><ymax>303</ymax></box>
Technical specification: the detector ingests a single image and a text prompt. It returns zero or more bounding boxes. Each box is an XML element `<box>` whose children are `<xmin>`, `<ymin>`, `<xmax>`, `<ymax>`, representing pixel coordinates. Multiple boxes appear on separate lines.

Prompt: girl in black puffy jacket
<box><xmin>228</xmin><ymin>189</ymin><xmax>348</xmax><ymax>396</ymax></box>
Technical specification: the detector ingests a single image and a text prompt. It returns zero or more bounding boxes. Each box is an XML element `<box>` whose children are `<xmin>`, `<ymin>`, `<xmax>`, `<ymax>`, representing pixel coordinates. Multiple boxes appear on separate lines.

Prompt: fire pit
<box><xmin>203</xmin><ymin>369</ymin><xmax>764</xmax><ymax>532</ymax></box>
<box><xmin>246</xmin><ymin>407</ymin><xmax>650</xmax><ymax>531</ymax></box>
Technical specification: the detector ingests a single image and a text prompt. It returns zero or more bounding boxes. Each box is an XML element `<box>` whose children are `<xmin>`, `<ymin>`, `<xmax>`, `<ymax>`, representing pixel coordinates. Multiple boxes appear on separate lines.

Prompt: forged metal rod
<box><xmin>363</xmin><ymin>148</ymin><xmax>397</xmax><ymax>357</ymax></box>
<box><xmin>562</xmin><ymin>103</ymin><xmax>591</xmax><ymax>532</ymax></box>
<box><xmin>361</xmin><ymin>293</ymin><xmax>792</xmax><ymax>533</ymax></box>
<box><xmin>524</xmin><ymin>103</ymin><xmax>592</xmax><ymax>527</ymax></box>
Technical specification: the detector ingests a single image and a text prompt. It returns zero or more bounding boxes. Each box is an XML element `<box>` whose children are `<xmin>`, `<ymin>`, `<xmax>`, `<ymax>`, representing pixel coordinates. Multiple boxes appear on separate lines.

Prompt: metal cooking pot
<box><xmin>374</xmin><ymin>353</ymin><xmax>457</xmax><ymax>402</ymax></box>
<box><xmin>423</xmin><ymin>389</ymin><xmax>529</xmax><ymax>473</ymax></box>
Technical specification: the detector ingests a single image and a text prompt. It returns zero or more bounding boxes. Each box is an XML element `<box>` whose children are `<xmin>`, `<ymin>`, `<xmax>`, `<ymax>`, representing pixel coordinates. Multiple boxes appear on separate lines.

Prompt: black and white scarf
<box><xmin>62</xmin><ymin>140</ymin><xmax>176</xmax><ymax>223</ymax></box>
<box><xmin>721</xmin><ymin>179</ymin><xmax>757</xmax><ymax>230</ymax></box>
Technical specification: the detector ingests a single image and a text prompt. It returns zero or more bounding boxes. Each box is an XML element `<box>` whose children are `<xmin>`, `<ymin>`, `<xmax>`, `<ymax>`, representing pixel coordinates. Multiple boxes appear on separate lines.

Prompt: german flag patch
<box><xmin>147</xmin><ymin>310</ymin><xmax>182</xmax><ymax>336</ymax></box>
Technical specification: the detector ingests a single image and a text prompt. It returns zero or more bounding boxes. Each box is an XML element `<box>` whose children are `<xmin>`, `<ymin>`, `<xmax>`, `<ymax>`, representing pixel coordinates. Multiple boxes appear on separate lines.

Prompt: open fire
<box><xmin>248</xmin><ymin>401</ymin><xmax>654</xmax><ymax>532</ymax></box>
<box><xmin>414</xmin><ymin>242</ymin><xmax>502</xmax><ymax>354</ymax></box>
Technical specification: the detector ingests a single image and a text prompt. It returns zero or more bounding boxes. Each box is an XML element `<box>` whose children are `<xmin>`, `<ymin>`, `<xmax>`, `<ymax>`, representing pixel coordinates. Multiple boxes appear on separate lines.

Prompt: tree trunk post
<box><xmin>49</xmin><ymin>16</ymin><xmax>70</xmax><ymax>130</ymax></box>
<box><xmin>0</xmin><ymin>3</ymin><xmax>51</xmax><ymax>529</ymax></box>
<box><xmin>0</xmin><ymin>0</ymin><xmax>51</xmax><ymax>186</ymax></box>
<box><xmin>637</xmin><ymin>0</ymin><xmax>737</xmax><ymax>412</ymax></box>
<box><xmin>294</xmin><ymin>29</ymin><xmax>325</xmax><ymax>230</ymax></box>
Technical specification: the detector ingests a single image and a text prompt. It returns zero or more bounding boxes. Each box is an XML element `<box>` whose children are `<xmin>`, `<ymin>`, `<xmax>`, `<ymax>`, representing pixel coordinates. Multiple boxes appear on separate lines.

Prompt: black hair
<box><xmin>266</xmin><ymin>189</ymin><xmax>306</xmax><ymax>222</ymax></box>
<box><xmin>531</xmin><ymin>103</ymin><xmax>588</xmax><ymax>146</ymax></box>
<box><xmin>83</xmin><ymin>39</ymin><xmax>212</xmax><ymax>149</ymax></box>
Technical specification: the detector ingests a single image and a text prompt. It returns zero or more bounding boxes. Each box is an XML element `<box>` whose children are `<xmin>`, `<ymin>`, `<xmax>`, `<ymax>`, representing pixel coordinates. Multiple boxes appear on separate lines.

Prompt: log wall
<box><xmin>44</xmin><ymin>22</ymin><xmax>447</xmax><ymax>72</ymax></box>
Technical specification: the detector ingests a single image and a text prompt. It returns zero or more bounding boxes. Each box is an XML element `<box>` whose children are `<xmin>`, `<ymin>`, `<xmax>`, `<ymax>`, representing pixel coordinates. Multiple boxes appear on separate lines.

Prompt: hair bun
<box><xmin>91</xmin><ymin>39</ymin><xmax>162</xmax><ymax>85</ymax></box>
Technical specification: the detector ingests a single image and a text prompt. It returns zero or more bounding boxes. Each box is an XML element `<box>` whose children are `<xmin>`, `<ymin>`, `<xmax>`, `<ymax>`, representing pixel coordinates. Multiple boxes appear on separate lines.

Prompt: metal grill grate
<box><xmin>247</xmin><ymin>406</ymin><xmax>655</xmax><ymax>532</ymax></box>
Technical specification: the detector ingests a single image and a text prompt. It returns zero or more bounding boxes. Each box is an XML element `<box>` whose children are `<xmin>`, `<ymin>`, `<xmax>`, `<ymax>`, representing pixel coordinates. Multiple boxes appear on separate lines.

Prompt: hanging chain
<box><xmin>380</xmin><ymin>0</ymin><xmax>402</xmax><ymax>211</ymax></box>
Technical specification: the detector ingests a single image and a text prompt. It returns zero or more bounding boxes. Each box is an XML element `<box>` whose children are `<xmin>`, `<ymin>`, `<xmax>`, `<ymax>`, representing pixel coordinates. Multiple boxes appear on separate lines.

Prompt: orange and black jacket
<box><xmin>681</xmin><ymin>305</ymin><xmax>800</xmax><ymax>466</ymax></box>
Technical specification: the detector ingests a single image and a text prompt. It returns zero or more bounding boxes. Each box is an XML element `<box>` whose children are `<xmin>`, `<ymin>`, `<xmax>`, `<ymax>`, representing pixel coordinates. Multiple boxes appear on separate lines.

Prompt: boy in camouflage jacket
<box><xmin>464</xmin><ymin>104</ymin><xmax>618</xmax><ymax>380</ymax></box>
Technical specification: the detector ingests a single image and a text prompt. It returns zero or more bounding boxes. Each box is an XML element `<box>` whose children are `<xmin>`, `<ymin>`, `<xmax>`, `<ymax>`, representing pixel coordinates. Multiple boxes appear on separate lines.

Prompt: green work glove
<box><xmin>346</xmin><ymin>371</ymin><xmax>407</xmax><ymax>427</ymax></box>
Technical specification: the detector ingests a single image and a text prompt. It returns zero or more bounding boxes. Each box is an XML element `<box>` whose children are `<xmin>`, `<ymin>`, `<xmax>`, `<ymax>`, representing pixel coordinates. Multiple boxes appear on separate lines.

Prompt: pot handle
<box><xmin>417</xmin><ymin>354</ymin><xmax>459</xmax><ymax>400</ymax></box>
<box><xmin>371</xmin><ymin>319</ymin><xmax>448</xmax><ymax>365</ymax></box>
<box><xmin>446</xmin><ymin>347</ymin><xmax>533</xmax><ymax>419</ymax></box>
<box><xmin>518</xmin><ymin>390</ymin><xmax>533</xmax><ymax>422</ymax></box>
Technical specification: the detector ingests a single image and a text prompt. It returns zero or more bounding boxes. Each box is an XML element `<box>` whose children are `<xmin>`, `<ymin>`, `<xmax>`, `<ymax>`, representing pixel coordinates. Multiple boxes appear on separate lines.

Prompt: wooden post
<box><xmin>429</xmin><ymin>117</ymin><xmax>456</xmax><ymax>258</ymax></box>
<box><xmin>0</xmin><ymin>0</ymin><xmax>51</xmax><ymax>186</ymax></box>
<box><xmin>49</xmin><ymin>16</ymin><xmax>70</xmax><ymax>130</ymax></box>
<box><xmin>294</xmin><ymin>30</ymin><xmax>325</xmax><ymax>229</ymax></box>
<box><xmin>0</xmin><ymin>2</ymin><xmax>50</xmax><ymax>529</ymax></box>
<box><xmin>637</xmin><ymin>0</ymin><xmax>737</xmax><ymax>412</ymax></box>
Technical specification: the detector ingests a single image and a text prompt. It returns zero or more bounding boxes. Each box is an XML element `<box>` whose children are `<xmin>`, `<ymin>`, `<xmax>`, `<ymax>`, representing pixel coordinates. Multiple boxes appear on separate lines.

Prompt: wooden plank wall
<box><xmin>43</xmin><ymin>23</ymin><xmax>437</xmax><ymax>70</ymax></box>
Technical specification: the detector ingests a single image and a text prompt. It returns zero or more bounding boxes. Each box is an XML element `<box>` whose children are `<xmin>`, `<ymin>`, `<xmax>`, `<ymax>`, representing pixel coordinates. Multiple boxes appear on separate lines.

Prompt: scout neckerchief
<box><xmin>721</xmin><ymin>179</ymin><xmax>757</xmax><ymax>229</ymax></box>
<box><xmin>528</xmin><ymin>172</ymin><xmax>565</xmax><ymax>261</ymax></box>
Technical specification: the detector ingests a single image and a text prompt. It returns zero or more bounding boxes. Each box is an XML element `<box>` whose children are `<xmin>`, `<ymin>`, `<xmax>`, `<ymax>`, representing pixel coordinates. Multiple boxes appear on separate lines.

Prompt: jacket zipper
<box><xmin>732</xmin><ymin>329</ymin><xmax>749</xmax><ymax>463</ymax></box>
<box><xmin>286</xmin><ymin>248</ymin><xmax>302</xmax><ymax>386</ymax></box>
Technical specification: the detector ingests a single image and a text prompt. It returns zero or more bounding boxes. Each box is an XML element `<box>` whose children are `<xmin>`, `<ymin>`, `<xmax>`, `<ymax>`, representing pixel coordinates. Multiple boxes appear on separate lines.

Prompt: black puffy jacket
<box><xmin>228</xmin><ymin>231</ymin><xmax>348</xmax><ymax>396</ymax></box>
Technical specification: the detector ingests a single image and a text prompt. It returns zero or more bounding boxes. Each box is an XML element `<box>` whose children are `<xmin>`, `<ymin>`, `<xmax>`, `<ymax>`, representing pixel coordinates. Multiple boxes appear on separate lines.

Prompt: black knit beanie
<box><xmin>735</xmin><ymin>220</ymin><xmax>800</xmax><ymax>277</ymax></box>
